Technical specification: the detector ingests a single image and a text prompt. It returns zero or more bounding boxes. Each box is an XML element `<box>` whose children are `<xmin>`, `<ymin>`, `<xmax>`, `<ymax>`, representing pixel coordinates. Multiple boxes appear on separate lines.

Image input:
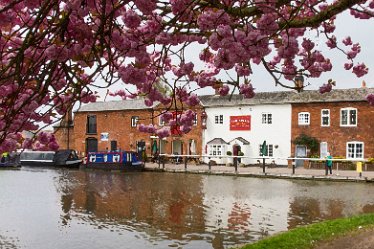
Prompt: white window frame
<box><xmin>262</xmin><ymin>113</ymin><xmax>272</xmax><ymax>124</ymax></box>
<box><xmin>340</xmin><ymin>108</ymin><xmax>357</xmax><ymax>127</ymax></box>
<box><xmin>159</xmin><ymin>116</ymin><xmax>165</xmax><ymax>126</ymax></box>
<box><xmin>208</xmin><ymin>144</ymin><xmax>225</xmax><ymax>156</ymax></box>
<box><xmin>298</xmin><ymin>112</ymin><xmax>310</xmax><ymax>125</ymax></box>
<box><xmin>321</xmin><ymin>109</ymin><xmax>330</xmax><ymax>127</ymax></box>
<box><xmin>214</xmin><ymin>115</ymin><xmax>223</xmax><ymax>124</ymax></box>
<box><xmin>346</xmin><ymin>141</ymin><xmax>364</xmax><ymax>159</ymax></box>
<box><xmin>193</xmin><ymin>113</ymin><xmax>198</xmax><ymax>126</ymax></box>
<box><xmin>131</xmin><ymin>116</ymin><xmax>139</xmax><ymax>127</ymax></box>
<box><xmin>320</xmin><ymin>142</ymin><xmax>328</xmax><ymax>158</ymax></box>
<box><xmin>259</xmin><ymin>144</ymin><xmax>274</xmax><ymax>157</ymax></box>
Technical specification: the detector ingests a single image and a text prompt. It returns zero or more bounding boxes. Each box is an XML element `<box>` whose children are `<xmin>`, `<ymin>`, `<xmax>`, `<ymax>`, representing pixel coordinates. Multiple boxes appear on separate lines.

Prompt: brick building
<box><xmin>72</xmin><ymin>99</ymin><xmax>153</xmax><ymax>158</ymax></box>
<box><xmin>68</xmin><ymin>98</ymin><xmax>204</xmax><ymax>160</ymax></box>
<box><xmin>53</xmin><ymin>108</ymin><xmax>74</xmax><ymax>150</ymax></box>
<box><xmin>152</xmin><ymin>102</ymin><xmax>205</xmax><ymax>158</ymax></box>
<box><xmin>54</xmin><ymin>87</ymin><xmax>374</xmax><ymax>164</ymax></box>
<box><xmin>290</xmin><ymin>88</ymin><xmax>374</xmax><ymax>161</ymax></box>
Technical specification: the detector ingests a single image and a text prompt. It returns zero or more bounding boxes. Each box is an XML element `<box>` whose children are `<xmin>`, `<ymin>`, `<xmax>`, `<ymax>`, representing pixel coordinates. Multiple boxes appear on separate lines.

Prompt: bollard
<box><xmin>184</xmin><ymin>157</ymin><xmax>188</xmax><ymax>171</ymax></box>
<box><xmin>357</xmin><ymin>161</ymin><xmax>363</xmax><ymax>177</ymax></box>
<box><xmin>262</xmin><ymin>158</ymin><xmax>266</xmax><ymax>173</ymax></box>
<box><xmin>158</xmin><ymin>155</ymin><xmax>161</xmax><ymax>169</ymax></box>
<box><xmin>208</xmin><ymin>161</ymin><xmax>211</xmax><ymax>171</ymax></box>
<box><xmin>292</xmin><ymin>160</ymin><xmax>295</xmax><ymax>174</ymax></box>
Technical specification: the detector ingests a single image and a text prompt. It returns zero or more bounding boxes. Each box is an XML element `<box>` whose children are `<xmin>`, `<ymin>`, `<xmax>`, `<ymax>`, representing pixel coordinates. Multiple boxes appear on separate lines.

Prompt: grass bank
<box><xmin>239</xmin><ymin>213</ymin><xmax>374</xmax><ymax>249</ymax></box>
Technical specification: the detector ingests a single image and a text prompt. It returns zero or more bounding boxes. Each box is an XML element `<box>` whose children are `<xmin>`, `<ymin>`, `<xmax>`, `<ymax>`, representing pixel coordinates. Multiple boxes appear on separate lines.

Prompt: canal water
<box><xmin>1</xmin><ymin>168</ymin><xmax>374</xmax><ymax>249</ymax></box>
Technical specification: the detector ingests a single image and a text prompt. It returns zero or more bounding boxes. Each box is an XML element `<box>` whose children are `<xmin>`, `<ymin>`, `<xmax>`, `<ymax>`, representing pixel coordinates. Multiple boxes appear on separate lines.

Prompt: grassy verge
<box><xmin>239</xmin><ymin>213</ymin><xmax>374</xmax><ymax>249</ymax></box>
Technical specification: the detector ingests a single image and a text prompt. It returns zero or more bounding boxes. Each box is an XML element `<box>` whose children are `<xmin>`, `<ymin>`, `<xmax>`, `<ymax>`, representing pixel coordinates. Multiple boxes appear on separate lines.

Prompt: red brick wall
<box><xmin>54</xmin><ymin>126</ymin><xmax>74</xmax><ymax>150</ymax></box>
<box><xmin>291</xmin><ymin>102</ymin><xmax>374</xmax><ymax>158</ymax></box>
<box><xmin>73</xmin><ymin>109</ymin><xmax>153</xmax><ymax>157</ymax></box>
<box><xmin>153</xmin><ymin>107</ymin><xmax>204</xmax><ymax>156</ymax></box>
<box><xmin>71</xmin><ymin>107</ymin><xmax>204</xmax><ymax>158</ymax></box>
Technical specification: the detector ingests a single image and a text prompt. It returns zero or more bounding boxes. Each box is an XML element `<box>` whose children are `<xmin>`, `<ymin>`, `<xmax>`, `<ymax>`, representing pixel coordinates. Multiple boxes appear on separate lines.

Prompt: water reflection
<box><xmin>1</xmin><ymin>169</ymin><xmax>374</xmax><ymax>249</ymax></box>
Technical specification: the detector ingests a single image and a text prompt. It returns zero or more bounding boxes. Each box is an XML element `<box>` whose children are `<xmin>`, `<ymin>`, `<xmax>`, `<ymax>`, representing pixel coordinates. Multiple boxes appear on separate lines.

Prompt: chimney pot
<box><xmin>362</xmin><ymin>80</ymin><xmax>367</xmax><ymax>88</ymax></box>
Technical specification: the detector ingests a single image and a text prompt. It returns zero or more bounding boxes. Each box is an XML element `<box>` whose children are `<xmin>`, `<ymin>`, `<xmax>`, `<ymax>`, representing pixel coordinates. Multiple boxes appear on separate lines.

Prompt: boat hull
<box><xmin>20</xmin><ymin>160</ymin><xmax>82</xmax><ymax>168</ymax></box>
<box><xmin>83</xmin><ymin>162</ymin><xmax>144</xmax><ymax>171</ymax></box>
<box><xmin>20</xmin><ymin>150</ymin><xmax>82</xmax><ymax>168</ymax></box>
<box><xmin>84</xmin><ymin>151</ymin><xmax>144</xmax><ymax>171</ymax></box>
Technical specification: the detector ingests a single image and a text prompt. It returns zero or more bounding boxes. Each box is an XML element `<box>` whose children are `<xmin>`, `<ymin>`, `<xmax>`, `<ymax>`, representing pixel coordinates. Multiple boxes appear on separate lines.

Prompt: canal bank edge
<box><xmin>143</xmin><ymin>167</ymin><xmax>374</xmax><ymax>183</ymax></box>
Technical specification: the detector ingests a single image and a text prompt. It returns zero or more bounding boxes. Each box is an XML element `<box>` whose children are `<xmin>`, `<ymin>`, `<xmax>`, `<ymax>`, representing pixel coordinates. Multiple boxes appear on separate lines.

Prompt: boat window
<box><xmin>20</xmin><ymin>152</ymin><xmax>54</xmax><ymax>160</ymax></box>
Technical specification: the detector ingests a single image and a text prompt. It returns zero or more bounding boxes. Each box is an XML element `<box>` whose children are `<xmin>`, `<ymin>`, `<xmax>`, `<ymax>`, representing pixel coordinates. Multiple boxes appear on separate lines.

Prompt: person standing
<box><xmin>325</xmin><ymin>152</ymin><xmax>333</xmax><ymax>175</ymax></box>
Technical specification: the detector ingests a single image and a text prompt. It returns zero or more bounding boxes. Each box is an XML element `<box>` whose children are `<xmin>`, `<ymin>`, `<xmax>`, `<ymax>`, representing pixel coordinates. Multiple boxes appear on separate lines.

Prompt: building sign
<box><xmin>230</xmin><ymin>115</ymin><xmax>251</xmax><ymax>130</ymax></box>
<box><xmin>100</xmin><ymin>132</ymin><xmax>109</xmax><ymax>141</ymax></box>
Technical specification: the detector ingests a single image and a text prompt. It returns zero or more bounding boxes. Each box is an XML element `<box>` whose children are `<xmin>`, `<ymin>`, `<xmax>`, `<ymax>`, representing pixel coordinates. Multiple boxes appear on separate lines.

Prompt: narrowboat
<box><xmin>20</xmin><ymin>149</ymin><xmax>82</xmax><ymax>168</ymax></box>
<box><xmin>84</xmin><ymin>151</ymin><xmax>144</xmax><ymax>171</ymax></box>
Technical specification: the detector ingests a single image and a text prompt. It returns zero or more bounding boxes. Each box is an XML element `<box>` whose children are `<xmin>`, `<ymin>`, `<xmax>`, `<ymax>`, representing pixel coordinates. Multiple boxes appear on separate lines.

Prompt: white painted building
<box><xmin>200</xmin><ymin>92</ymin><xmax>292</xmax><ymax>166</ymax></box>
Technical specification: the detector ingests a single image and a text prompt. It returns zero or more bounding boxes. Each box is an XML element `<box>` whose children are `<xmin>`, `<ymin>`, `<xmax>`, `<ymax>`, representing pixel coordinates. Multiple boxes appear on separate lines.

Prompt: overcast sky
<box><xmin>95</xmin><ymin>12</ymin><xmax>374</xmax><ymax>101</ymax></box>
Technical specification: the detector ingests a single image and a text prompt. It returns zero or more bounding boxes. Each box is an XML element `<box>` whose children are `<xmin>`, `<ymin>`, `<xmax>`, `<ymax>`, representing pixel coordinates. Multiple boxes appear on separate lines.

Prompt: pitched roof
<box><xmin>199</xmin><ymin>88</ymin><xmax>374</xmax><ymax>107</ymax></box>
<box><xmin>229</xmin><ymin>137</ymin><xmax>250</xmax><ymax>145</ymax></box>
<box><xmin>75</xmin><ymin>87</ymin><xmax>374</xmax><ymax>112</ymax></box>
<box><xmin>206</xmin><ymin>138</ymin><xmax>229</xmax><ymax>145</ymax></box>
<box><xmin>75</xmin><ymin>98</ymin><xmax>151</xmax><ymax>112</ymax></box>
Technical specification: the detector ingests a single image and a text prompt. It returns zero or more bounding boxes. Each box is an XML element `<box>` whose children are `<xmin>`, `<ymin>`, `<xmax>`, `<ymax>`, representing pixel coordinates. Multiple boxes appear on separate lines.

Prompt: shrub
<box><xmin>238</xmin><ymin>151</ymin><xmax>244</xmax><ymax>156</ymax></box>
<box><xmin>293</xmin><ymin>133</ymin><xmax>319</xmax><ymax>154</ymax></box>
<box><xmin>226</xmin><ymin>151</ymin><xmax>232</xmax><ymax>156</ymax></box>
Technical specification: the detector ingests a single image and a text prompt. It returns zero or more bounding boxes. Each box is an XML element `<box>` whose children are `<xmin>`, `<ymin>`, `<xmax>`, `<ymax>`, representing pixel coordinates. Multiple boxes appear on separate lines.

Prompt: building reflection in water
<box><xmin>56</xmin><ymin>171</ymin><xmax>374</xmax><ymax>249</ymax></box>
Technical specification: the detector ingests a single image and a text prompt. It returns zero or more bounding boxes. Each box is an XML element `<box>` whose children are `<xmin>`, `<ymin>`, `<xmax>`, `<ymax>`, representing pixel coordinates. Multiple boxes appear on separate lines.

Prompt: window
<box><xmin>86</xmin><ymin>115</ymin><xmax>97</xmax><ymax>134</ymax></box>
<box><xmin>341</xmin><ymin>108</ymin><xmax>357</xmax><ymax>126</ymax></box>
<box><xmin>262</xmin><ymin>113</ymin><xmax>272</xmax><ymax>124</ymax></box>
<box><xmin>320</xmin><ymin>142</ymin><xmax>328</xmax><ymax>158</ymax></box>
<box><xmin>347</xmin><ymin>142</ymin><xmax>364</xmax><ymax>159</ymax></box>
<box><xmin>208</xmin><ymin>144</ymin><xmax>224</xmax><ymax>156</ymax></box>
<box><xmin>321</xmin><ymin>109</ymin><xmax>330</xmax><ymax>126</ymax></box>
<box><xmin>131</xmin><ymin>116</ymin><xmax>139</xmax><ymax>127</ymax></box>
<box><xmin>193</xmin><ymin>113</ymin><xmax>198</xmax><ymax>126</ymax></box>
<box><xmin>259</xmin><ymin>144</ymin><xmax>273</xmax><ymax>157</ymax></box>
<box><xmin>298</xmin><ymin>112</ymin><xmax>310</xmax><ymax>125</ymax></box>
<box><xmin>214</xmin><ymin>115</ymin><xmax>223</xmax><ymax>124</ymax></box>
<box><xmin>159</xmin><ymin>117</ymin><xmax>165</xmax><ymax>126</ymax></box>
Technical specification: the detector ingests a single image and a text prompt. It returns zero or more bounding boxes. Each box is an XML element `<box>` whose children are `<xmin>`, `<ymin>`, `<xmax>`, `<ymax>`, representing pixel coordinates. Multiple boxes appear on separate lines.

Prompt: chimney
<box><xmin>213</xmin><ymin>83</ymin><xmax>221</xmax><ymax>96</ymax></box>
<box><xmin>362</xmin><ymin>80</ymin><xmax>367</xmax><ymax>88</ymax></box>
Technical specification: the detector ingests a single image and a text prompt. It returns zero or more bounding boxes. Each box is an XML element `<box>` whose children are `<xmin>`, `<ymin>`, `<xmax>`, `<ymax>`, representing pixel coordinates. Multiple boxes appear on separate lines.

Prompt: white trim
<box><xmin>214</xmin><ymin>115</ymin><xmax>223</xmax><ymax>124</ymax></box>
<box><xmin>340</xmin><ymin>107</ymin><xmax>357</xmax><ymax>127</ymax></box>
<box><xmin>20</xmin><ymin>159</ymin><xmax>53</xmax><ymax>162</ymax></box>
<box><xmin>65</xmin><ymin>160</ymin><xmax>83</xmax><ymax>165</ymax></box>
<box><xmin>346</xmin><ymin>141</ymin><xmax>364</xmax><ymax>159</ymax></box>
<box><xmin>298</xmin><ymin>112</ymin><xmax>310</xmax><ymax>125</ymax></box>
<box><xmin>261</xmin><ymin>112</ymin><xmax>272</xmax><ymax>124</ymax></box>
<box><xmin>321</xmin><ymin>109</ymin><xmax>330</xmax><ymax>127</ymax></box>
<box><xmin>131</xmin><ymin>116</ymin><xmax>139</xmax><ymax>127</ymax></box>
<box><xmin>159</xmin><ymin>117</ymin><xmax>165</xmax><ymax>126</ymax></box>
<box><xmin>320</xmin><ymin>142</ymin><xmax>328</xmax><ymax>158</ymax></box>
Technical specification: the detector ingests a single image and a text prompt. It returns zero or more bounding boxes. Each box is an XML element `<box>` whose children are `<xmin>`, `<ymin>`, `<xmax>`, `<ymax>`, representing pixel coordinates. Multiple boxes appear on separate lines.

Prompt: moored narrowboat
<box><xmin>84</xmin><ymin>151</ymin><xmax>144</xmax><ymax>171</ymax></box>
<box><xmin>20</xmin><ymin>149</ymin><xmax>82</xmax><ymax>168</ymax></box>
